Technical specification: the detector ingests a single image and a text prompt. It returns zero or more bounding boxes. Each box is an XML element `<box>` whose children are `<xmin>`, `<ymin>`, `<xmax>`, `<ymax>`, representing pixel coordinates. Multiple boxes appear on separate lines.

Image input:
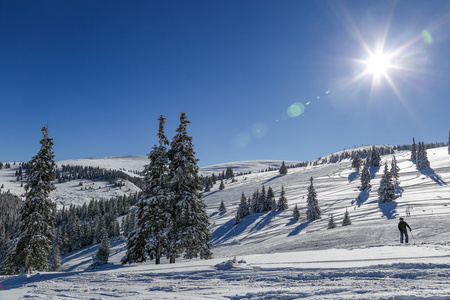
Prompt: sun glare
<box><xmin>365</xmin><ymin>53</ymin><xmax>391</xmax><ymax>76</ymax></box>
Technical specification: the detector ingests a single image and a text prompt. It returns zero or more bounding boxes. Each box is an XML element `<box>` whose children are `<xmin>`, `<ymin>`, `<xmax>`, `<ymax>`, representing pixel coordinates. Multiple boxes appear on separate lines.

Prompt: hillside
<box><xmin>1</xmin><ymin>147</ymin><xmax>450</xmax><ymax>298</ymax></box>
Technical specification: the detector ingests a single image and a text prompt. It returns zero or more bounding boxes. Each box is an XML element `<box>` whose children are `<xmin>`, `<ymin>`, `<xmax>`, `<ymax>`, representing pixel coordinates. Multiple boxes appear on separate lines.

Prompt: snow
<box><xmin>2</xmin><ymin>147</ymin><xmax>450</xmax><ymax>299</ymax></box>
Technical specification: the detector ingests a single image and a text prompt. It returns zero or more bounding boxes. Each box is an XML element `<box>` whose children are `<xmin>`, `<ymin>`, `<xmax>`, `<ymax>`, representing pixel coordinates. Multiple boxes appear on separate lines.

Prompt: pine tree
<box><xmin>219</xmin><ymin>200</ymin><xmax>226</xmax><ymax>212</ymax></box>
<box><xmin>411</xmin><ymin>138</ymin><xmax>417</xmax><ymax>161</ymax></box>
<box><xmin>48</xmin><ymin>243</ymin><xmax>61</xmax><ymax>272</ymax></box>
<box><xmin>167</xmin><ymin>112</ymin><xmax>212</xmax><ymax>263</ymax></box>
<box><xmin>360</xmin><ymin>165</ymin><xmax>371</xmax><ymax>191</ymax></box>
<box><xmin>351</xmin><ymin>153</ymin><xmax>362</xmax><ymax>172</ymax></box>
<box><xmin>306</xmin><ymin>177</ymin><xmax>321</xmax><ymax>221</ymax></box>
<box><xmin>267</xmin><ymin>187</ymin><xmax>276</xmax><ymax>211</ymax></box>
<box><xmin>256</xmin><ymin>186</ymin><xmax>267</xmax><ymax>213</ymax></box>
<box><xmin>342</xmin><ymin>209</ymin><xmax>352</xmax><ymax>226</ymax></box>
<box><xmin>92</xmin><ymin>228</ymin><xmax>110</xmax><ymax>266</ymax></box>
<box><xmin>4</xmin><ymin>126</ymin><xmax>56</xmax><ymax>274</ymax></box>
<box><xmin>292</xmin><ymin>204</ymin><xmax>300</xmax><ymax>221</ymax></box>
<box><xmin>328</xmin><ymin>214</ymin><xmax>337</xmax><ymax>229</ymax></box>
<box><xmin>276</xmin><ymin>185</ymin><xmax>288</xmax><ymax>211</ymax></box>
<box><xmin>239</xmin><ymin>192</ymin><xmax>250</xmax><ymax>217</ymax></box>
<box><xmin>123</xmin><ymin>115</ymin><xmax>171</xmax><ymax>265</ymax></box>
<box><xmin>378</xmin><ymin>163</ymin><xmax>396</xmax><ymax>203</ymax></box>
<box><xmin>279</xmin><ymin>161</ymin><xmax>288</xmax><ymax>176</ymax></box>
<box><xmin>370</xmin><ymin>146</ymin><xmax>381</xmax><ymax>167</ymax></box>
<box><xmin>390</xmin><ymin>156</ymin><xmax>400</xmax><ymax>182</ymax></box>
<box><xmin>417</xmin><ymin>142</ymin><xmax>430</xmax><ymax>170</ymax></box>
<box><xmin>219</xmin><ymin>180</ymin><xmax>225</xmax><ymax>190</ymax></box>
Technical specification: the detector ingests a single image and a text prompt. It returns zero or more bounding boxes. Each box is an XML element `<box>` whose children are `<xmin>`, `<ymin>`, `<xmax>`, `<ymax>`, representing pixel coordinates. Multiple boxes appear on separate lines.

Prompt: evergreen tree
<box><xmin>276</xmin><ymin>185</ymin><xmax>288</xmax><ymax>211</ymax></box>
<box><xmin>238</xmin><ymin>192</ymin><xmax>250</xmax><ymax>217</ymax></box>
<box><xmin>123</xmin><ymin>115</ymin><xmax>171</xmax><ymax>265</ymax></box>
<box><xmin>219</xmin><ymin>180</ymin><xmax>225</xmax><ymax>190</ymax></box>
<box><xmin>327</xmin><ymin>214</ymin><xmax>336</xmax><ymax>229</ymax></box>
<box><xmin>256</xmin><ymin>186</ymin><xmax>267</xmax><ymax>213</ymax></box>
<box><xmin>4</xmin><ymin>126</ymin><xmax>56</xmax><ymax>274</ymax></box>
<box><xmin>306</xmin><ymin>177</ymin><xmax>321</xmax><ymax>221</ymax></box>
<box><xmin>390</xmin><ymin>156</ymin><xmax>400</xmax><ymax>182</ymax></box>
<box><xmin>351</xmin><ymin>153</ymin><xmax>362</xmax><ymax>172</ymax></box>
<box><xmin>250</xmin><ymin>189</ymin><xmax>259</xmax><ymax>213</ymax></box>
<box><xmin>342</xmin><ymin>209</ymin><xmax>352</xmax><ymax>226</ymax></box>
<box><xmin>417</xmin><ymin>142</ymin><xmax>430</xmax><ymax>170</ymax></box>
<box><xmin>378</xmin><ymin>163</ymin><xmax>396</xmax><ymax>203</ymax></box>
<box><xmin>279</xmin><ymin>161</ymin><xmax>288</xmax><ymax>176</ymax></box>
<box><xmin>360</xmin><ymin>165</ymin><xmax>371</xmax><ymax>191</ymax></box>
<box><xmin>267</xmin><ymin>187</ymin><xmax>276</xmax><ymax>211</ymax></box>
<box><xmin>292</xmin><ymin>204</ymin><xmax>300</xmax><ymax>221</ymax></box>
<box><xmin>219</xmin><ymin>200</ymin><xmax>226</xmax><ymax>212</ymax></box>
<box><xmin>411</xmin><ymin>138</ymin><xmax>417</xmax><ymax>161</ymax></box>
<box><xmin>370</xmin><ymin>146</ymin><xmax>381</xmax><ymax>167</ymax></box>
<box><xmin>92</xmin><ymin>228</ymin><xmax>110</xmax><ymax>266</ymax></box>
<box><xmin>167</xmin><ymin>112</ymin><xmax>212</xmax><ymax>263</ymax></box>
<box><xmin>48</xmin><ymin>243</ymin><xmax>61</xmax><ymax>272</ymax></box>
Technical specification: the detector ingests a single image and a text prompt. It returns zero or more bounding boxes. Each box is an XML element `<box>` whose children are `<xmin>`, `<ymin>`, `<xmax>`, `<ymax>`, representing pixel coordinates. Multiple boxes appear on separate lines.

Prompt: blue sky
<box><xmin>1</xmin><ymin>0</ymin><xmax>449</xmax><ymax>167</ymax></box>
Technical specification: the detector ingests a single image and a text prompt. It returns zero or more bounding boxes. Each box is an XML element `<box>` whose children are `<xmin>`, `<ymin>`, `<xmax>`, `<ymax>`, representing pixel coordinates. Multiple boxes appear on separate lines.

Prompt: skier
<box><xmin>398</xmin><ymin>217</ymin><xmax>412</xmax><ymax>244</ymax></box>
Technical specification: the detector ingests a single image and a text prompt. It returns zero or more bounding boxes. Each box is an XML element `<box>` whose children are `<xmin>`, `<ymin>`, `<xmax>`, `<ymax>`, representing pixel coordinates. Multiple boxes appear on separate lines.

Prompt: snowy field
<box><xmin>1</xmin><ymin>147</ymin><xmax>450</xmax><ymax>299</ymax></box>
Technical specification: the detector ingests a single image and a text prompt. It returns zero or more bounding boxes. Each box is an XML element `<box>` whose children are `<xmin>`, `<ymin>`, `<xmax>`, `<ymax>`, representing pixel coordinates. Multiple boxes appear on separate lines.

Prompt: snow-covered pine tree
<box><xmin>276</xmin><ymin>185</ymin><xmax>288</xmax><ymax>211</ymax></box>
<box><xmin>3</xmin><ymin>126</ymin><xmax>56</xmax><ymax>274</ymax></box>
<box><xmin>219</xmin><ymin>200</ymin><xmax>226</xmax><ymax>212</ymax></box>
<box><xmin>360</xmin><ymin>165</ymin><xmax>371</xmax><ymax>191</ymax></box>
<box><xmin>306</xmin><ymin>177</ymin><xmax>321</xmax><ymax>221</ymax></box>
<box><xmin>351</xmin><ymin>152</ymin><xmax>362</xmax><ymax>172</ymax></box>
<box><xmin>219</xmin><ymin>180</ymin><xmax>225</xmax><ymax>190</ymax></box>
<box><xmin>279</xmin><ymin>161</ymin><xmax>288</xmax><ymax>176</ymax></box>
<box><xmin>327</xmin><ymin>214</ymin><xmax>336</xmax><ymax>229</ymax></box>
<box><xmin>370</xmin><ymin>146</ymin><xmax>381</xmax><ymax>167</ymax></box>
<box><xmin>267</xmin><ymin>187</ymin><xmax>276</xmax><ymax>211</ymax></box>
<box><xmin>342</xmin><ymin>209</ymin><xmax>352</xmax><ymax>226</ymax></box>
<box><xmin>92</xmin><ymin>228</ymin><xmax>110</xmax><ymax>266</ymax></box>
<box><xmin>417</xmin><ymin>142</ymin><xmax>430</xmax><ymax>170</ymax></box>
<box><xmin>411</xmin><ymin>138</ymin><xmax>417</xmax><ymax>161</ymax></box>
<box><xmin>123</xmin><ymin>115</ymin><xmax>171</xmax><ymax>265</ymax></box>
<box><xmin>256</xmin><ymin>186</ymin><xmax>267</xmax><ymax>213</ymax></box>
<box><xmin>235</xmin><ymin>192</ymin><xmax>250</xmax><ymax>224</ymax></box>
<box><xmin>48</xmin><ymin>243</ymin><xmax>61</xmax><ymax>272</ymax></box>
<box><xmin>250</xmin><ymin>189</ymin><xmax>259</xmax><ymax>213</ymax></box>
<box><xmin>390</xmin><ymin>156</ymin><xmax>400</xmax><ymax>182</ymax></box>
<box><xmin>167</xmin><ymin>112</ymin><xmax>212</xmax><ymax>263</ymax></box>
<box><xmin>292</xmin><ymin>204</ymin><xmax>300</xmax><ymax>221</ymax></box>
<box><xmin>378</xmin><ymin>163</ymin><xmax>396</xmax><ymax>203</ymax></box>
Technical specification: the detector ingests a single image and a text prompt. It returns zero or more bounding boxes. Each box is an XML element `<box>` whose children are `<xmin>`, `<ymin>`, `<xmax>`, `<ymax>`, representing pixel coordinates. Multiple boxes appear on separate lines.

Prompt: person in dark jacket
<box><xmin>398</xmin><ymin>217</ymin><xmax>412</xmax><ymax>243</ymax></box>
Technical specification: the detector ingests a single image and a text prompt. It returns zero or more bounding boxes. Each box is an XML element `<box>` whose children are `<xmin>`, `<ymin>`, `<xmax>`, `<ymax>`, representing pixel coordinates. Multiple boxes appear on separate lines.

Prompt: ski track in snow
<box><xmin>2</xmin><ymin>147</ymin><xmax>450</xmax><ymax>299</ymax></box>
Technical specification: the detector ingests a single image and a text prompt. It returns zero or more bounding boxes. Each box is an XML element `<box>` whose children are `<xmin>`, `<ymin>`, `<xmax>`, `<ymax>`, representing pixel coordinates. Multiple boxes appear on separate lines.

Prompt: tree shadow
<box><xmin>370</xmin><ymin>166</ymin><xmax>380</xmax><ymax>179</ymax></box>
<box><xmin>348</xmin><ymin>171</ymin><xmax>359</xmax><ymax>182</ymax></box>
<box><xmin>287</xmin><ymin>220</ymin><xmax>311</xmax><ymax>236</ymax></box>
<box><xmin>249</xmin><ymin>211</ymin><xmax>281</xmax><ymax>233</ymax></box>
<box><xmin>210</xmin><ymin>213</ymin><xmax>259</xmax><ymax>245</ymax></box>
<box><xmin>352</xmin><ymin>189</ymin><xmax>370</xmax><ymax>207</ymax></box>
<box><xmin>262</xmin><ymin>175</ymin><xmax>282</xmax><ymax>185</ymax></box>
<box><xmin>378</xmin><ymin>201</ymin><xmax>398</xmax><ymax>219</ymax></box>
<box><xmin>419</xmin><ymin>168</ymin><xmax>447</xmax><ymax>186</ymax></box>
<box><xmin>395</xmin><ymin>183</ymin><xmax>404</xmax><ymax>197</ymax></box>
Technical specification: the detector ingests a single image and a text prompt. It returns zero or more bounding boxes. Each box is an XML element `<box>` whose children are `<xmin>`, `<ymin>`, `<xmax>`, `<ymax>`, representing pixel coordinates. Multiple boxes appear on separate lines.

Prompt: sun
<box><xmin>365</xmin><ymin>52</ymin><xmax>391</xmax><ymax>77</ymax></box>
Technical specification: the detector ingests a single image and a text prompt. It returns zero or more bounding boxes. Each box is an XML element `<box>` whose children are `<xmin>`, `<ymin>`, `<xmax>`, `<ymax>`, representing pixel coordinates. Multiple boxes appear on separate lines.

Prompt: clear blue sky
<box><xmin>1</xmin><ymin>0</ymin><xmax>449</xmax><ymax>167</ymax></box>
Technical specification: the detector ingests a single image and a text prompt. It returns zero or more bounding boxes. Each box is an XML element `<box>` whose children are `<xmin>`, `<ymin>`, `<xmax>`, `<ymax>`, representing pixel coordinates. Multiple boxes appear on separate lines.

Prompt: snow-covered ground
<box><xmin>1</xmin><ymin>147</ymin><xmax>450</xmax><ymax>299</ymax></box>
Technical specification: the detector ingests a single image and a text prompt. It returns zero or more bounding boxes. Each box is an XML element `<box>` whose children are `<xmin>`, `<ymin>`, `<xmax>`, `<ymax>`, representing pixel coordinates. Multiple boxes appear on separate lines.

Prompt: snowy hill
<box><xmin>2</xmin><ymin>147</ymin><xmax>450</xmax><ymax>298</ymax></box>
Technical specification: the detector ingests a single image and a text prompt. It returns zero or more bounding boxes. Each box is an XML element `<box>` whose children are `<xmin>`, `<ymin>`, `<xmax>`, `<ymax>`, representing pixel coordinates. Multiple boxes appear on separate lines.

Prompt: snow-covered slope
<box><xmin>2</xmin><ymin>147</ymin><xmax>450</xmax><ymax>299</ymax></box>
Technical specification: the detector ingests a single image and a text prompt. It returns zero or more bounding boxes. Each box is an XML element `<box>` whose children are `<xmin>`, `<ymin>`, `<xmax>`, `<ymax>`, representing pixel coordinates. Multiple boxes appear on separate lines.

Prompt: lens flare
<box><xmin>233</xmin><ymin>132</ymin><xmax>251</xmax><ymax>148</ymax></box>
<box><xmin>422</xmin><ymin>29</ymin><xmax>433</xmax><ymax>44</ymax></box>
<box><xmin>251</xmin><ymin>122</ymin><xmax>268</xmax><ymax>138</ymax></box>
<box><xmin>287</xmin><ymin>102</ymin><xmax>305</xmax><ymax>118</ymax></box>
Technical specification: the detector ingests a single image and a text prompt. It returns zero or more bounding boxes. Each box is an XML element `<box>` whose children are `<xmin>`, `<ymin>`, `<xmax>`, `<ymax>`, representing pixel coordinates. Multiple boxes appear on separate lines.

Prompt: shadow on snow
<box><xmin>287</xmin><ymin>220</ymin><xmax>311</xmax><ymax>237</ymax></box>
<box><xmin>419</xmin><ymin>168</ymin><xmax>447</xmax><ymax>186</ymax></box>
<box><xmin>378</xmin><ymin>201</ymin><xmax>398</xmax><ymax>219</ymax></box>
